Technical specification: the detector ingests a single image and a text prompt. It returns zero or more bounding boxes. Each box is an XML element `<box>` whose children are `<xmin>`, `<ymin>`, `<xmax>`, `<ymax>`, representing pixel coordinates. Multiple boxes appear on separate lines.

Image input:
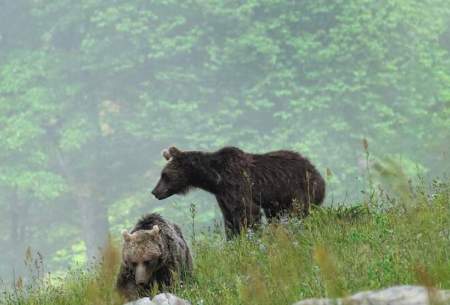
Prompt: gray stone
<box><xmin>124</xmin><ymin>297</ymin><xmax>154</xmax><ymax>305</ymax></box>
<box><xmin>152</xmin><ymin>293</ymin><xmax>191</xmax><ymax>305</ymax></box>
<box><xmin>124</xmin><ymin>293</ymin><xmax>191</xmax><ymax>305</ymax></box>
<box><xmin>293</xmin><ymin>285</ymin><xmax>450</xmax><ymax>305</ymax></box>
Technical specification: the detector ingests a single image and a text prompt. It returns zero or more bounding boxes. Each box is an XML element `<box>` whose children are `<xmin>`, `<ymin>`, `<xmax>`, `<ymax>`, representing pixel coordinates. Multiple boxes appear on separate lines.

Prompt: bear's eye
<box><xmin>162</xmin><ymin>173</ymin><xmax>169</xmax><ymax>181</ymax></box>
<box><xmin>131</xmin><ymin>262</ymin><xmax>138</xmax><ymax>268</ymax></box>
<box><xmin>143</xmin><ymin>260</ymin><xmax>152</xmax><ymax>266</ymax></box>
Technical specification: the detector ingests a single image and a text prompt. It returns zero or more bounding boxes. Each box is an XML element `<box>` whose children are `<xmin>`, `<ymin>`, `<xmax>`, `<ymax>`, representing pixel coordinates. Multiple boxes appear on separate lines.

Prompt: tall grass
<box><xmin>1</xmin><ymin>182</ymin><xmax>449</xmax><ymax>305</ymax></box>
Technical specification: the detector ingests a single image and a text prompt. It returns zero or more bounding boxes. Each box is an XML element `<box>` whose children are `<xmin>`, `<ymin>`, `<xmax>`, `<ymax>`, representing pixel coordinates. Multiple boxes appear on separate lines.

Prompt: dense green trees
<box><xmin>0</xmin><ymin>0</ymin><xmax>449</xmax><ymax>280</ymax></box>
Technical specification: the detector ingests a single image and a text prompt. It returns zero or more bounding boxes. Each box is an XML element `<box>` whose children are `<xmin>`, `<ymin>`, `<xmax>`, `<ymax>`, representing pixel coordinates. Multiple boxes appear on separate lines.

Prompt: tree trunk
<box><xmin>75</xmin><ymin>186</ymin><xmax>109</xmax><ymax>262</ymax></box>
<box><xmin>54</xmin><ymin>147</ymin><xmax>110</xmax><ymax>263</ymax></box>
<box><xmin>9</xmin><ymin>189</ymin><xmax>20</xmax><ymax>269</ymax></box>
<box><xmin>8</xmin><ymin>188</ymin><xmax>28</xmax><ymax>281</ymax></box>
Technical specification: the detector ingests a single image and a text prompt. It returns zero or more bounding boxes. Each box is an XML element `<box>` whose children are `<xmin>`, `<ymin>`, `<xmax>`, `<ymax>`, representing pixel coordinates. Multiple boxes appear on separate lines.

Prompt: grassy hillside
<box><xmin>1</xmin><ymin>181</ymin><xmax>449</xmax><ymax>305</ymax></box>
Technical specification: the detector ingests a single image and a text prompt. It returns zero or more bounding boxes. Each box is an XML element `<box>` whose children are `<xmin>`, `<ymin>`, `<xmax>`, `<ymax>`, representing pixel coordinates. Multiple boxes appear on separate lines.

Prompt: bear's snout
<box><xmin>151</xmin><ymin>189</ymin><xmax>159</xmax><ymax>198</ymax></box>
<box><xmin>135</xmin><ymin>263</ymin><xmax>151</xmax><ymax>285</ymax></box>
<box><xmin>151</xmin><ymin>183</ymin><xmax>170</xmax><ymax>200</ymax></box>
<box><xmin>151</xmin><ymin>188</ymin><xmax>166</xmax><ymax>200</ymax></box>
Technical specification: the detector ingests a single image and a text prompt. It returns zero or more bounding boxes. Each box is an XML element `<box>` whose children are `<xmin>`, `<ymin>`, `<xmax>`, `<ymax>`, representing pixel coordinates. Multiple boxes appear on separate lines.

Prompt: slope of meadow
<box><xmin>1</xmin><ymin>182</ymin><xmax>449</xmax><ymax>305</ymax></box>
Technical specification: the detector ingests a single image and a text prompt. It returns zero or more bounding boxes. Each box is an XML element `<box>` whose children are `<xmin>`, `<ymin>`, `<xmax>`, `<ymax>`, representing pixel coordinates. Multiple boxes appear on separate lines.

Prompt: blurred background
<box><xmin>0</xmin><ymin>0</ymin><xmax>449</xmax><ymax>284</ymax></box>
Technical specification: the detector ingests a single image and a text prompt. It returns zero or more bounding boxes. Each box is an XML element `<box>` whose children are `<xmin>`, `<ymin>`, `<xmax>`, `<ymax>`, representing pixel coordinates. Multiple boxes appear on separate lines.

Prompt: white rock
<box><xmin>124</xmin><ymin>297</ymin><xmax>155</xmax><ymax>305</ymax></box>
<box><xmin>152</xmin><ymin>293</ymin><xmax>191</xmax><ymax>305</ymax></box>
<box><xmin>124</xmin><ymin>293</ymin><xmax>191</xmax><ymax>305</ymax></box>
<box><xmin>293</xmin><ymin>285</ymin><xmax>450</xmax><ymax>305</ymax></box>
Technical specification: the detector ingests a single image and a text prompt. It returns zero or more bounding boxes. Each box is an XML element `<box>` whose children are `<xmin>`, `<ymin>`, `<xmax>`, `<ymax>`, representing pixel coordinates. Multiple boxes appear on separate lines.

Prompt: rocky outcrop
<box><xmin>293</xmin><ymin>285</ymin><xmax>450</xmax><ymax>305</ymax></box>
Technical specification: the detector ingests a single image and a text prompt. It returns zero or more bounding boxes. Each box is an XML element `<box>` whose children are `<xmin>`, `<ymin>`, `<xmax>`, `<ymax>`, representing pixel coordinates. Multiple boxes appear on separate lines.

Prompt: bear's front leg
<box><xmin>222</xmin><ymin>212</ymin><xmax>242</xmax><ymax>239</ymax></box>
<box><xmin>216</xmin><ymin>195</ymin><xmax>247</xmax><ymax>239</ymax></box>
<box><xmin>116</xmin><ymin>264</ymin><xmax>142</xmax><ymax>301</ymax></box>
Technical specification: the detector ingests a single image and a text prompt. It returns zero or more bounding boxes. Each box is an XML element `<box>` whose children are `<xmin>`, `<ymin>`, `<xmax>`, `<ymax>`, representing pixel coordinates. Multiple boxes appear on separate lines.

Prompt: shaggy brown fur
<box><xmin>116</xmin><ymin>213</ymin><xmax>192</xmax><ymax>301</ymax></box>
<box><xmin>152</xmin><ymin>146</ymin><xmax>325</xmax><ymax>239</ymax></box>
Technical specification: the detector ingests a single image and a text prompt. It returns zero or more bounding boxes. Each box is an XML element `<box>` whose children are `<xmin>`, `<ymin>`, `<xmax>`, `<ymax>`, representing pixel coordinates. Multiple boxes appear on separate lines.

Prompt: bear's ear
<box><xmin>162</xmin><ymin>149</ymin><xmax>172</xmax><ymax>161</ymax></box>
<box><xmin>168</xmin><ymin>146</ymin><xmax>182</xmax><ymax>158</ymax></box>
<box><xmin>122</xmin><ymin>230</ymin><xmax>132</xmax><ymax>242</ymax></box>
<box><xmin>142</xmin><ymin>225</ymin><xmax>160</xmax><ymax>240</ymax></box>
<box><xmin>150</xmin><ymin>225</ymin><xmax>160</xmax><ymax>235</ymax></box>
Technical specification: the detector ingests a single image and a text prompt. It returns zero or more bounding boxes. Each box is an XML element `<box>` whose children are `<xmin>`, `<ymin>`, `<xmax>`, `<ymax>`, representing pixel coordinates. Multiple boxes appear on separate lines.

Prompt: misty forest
<box><xmin>0</xmin><ymin>1</ymin><xmax>449</xmax><ymax>305</ymax></box>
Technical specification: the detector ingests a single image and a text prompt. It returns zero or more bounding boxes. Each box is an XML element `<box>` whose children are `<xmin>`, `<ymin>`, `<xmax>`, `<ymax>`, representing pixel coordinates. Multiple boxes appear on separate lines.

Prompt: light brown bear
<box><xmin>116</xmin><ymin>213</ymin><xmax>193</xmax><ymax>301</ymax></box>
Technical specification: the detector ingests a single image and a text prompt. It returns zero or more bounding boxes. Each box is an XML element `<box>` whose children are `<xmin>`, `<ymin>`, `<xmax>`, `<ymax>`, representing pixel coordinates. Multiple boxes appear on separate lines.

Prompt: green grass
<box><xmin>2</xmin><ymin>182</ymin><xmax>449</xmax><ymax>305</ymax></box>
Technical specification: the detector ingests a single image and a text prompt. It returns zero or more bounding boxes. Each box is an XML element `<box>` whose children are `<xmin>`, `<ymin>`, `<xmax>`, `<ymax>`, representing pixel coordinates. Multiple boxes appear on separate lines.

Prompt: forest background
<box><xmin>0</xmin><ymin>0</ymin><xmax>449</xmax><ymax>283</ymax></box>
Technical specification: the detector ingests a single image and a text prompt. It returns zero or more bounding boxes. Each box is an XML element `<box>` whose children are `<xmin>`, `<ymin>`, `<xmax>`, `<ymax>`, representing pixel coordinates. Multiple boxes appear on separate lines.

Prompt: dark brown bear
<box><xmin>151</xmin><ymin>146</ymin><xmax>325</xmax><ymax>239</ymax></box>
<box><xmin>116</xmin><ymin>213</ymin><xmax>193</xmax><ymax>301</ymax></box>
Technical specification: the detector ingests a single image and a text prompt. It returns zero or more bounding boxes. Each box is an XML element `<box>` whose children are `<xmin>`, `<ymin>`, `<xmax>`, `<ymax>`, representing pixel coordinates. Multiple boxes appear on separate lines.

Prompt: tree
<box><xmin>0</xmin><ymin>0</ymin><xmax>449</xmax><ymax>280</ymax></box>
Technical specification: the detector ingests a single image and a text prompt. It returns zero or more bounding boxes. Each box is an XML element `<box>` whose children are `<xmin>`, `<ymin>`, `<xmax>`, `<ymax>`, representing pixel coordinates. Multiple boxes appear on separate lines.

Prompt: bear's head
<box><xmin>122</xmin><ymin>225</ymin><xmax>163</xmax><ymax>286</ymax></box>
<box><xmin>151</xmin><ymin>147</ymin><xmax>191</xmax><ymax>200</ymax></box>
<box><xmin>151</xmin><ymin>146</ymin><xmax>222</xmax><ymax>199</ymax></box>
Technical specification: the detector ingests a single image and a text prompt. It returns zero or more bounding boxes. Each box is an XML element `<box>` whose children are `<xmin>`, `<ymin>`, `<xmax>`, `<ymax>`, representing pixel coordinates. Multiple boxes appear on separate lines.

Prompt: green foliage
<box><xmin>0</xmin><ymin>170</ymin><xmax>67</xmax><ymax>200</ymax></box>
<box><xmin>0</xmin><ymin>0</ymin><xmax>449</xmax><ymax>280</ymax></box>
